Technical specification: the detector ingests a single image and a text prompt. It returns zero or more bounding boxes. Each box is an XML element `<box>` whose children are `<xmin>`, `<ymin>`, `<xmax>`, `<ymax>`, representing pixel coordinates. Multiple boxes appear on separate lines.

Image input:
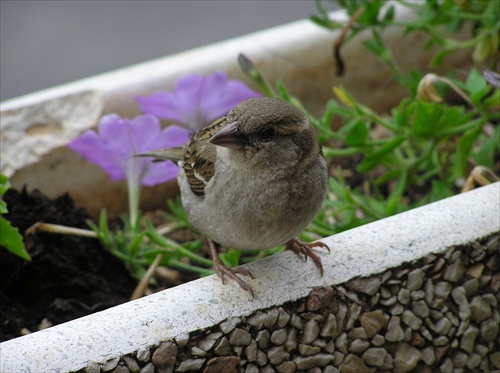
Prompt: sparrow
<box><xmin>140</xmin><ymin>97</ymin><xmax>329</xmax><ymax>295</ymax></box>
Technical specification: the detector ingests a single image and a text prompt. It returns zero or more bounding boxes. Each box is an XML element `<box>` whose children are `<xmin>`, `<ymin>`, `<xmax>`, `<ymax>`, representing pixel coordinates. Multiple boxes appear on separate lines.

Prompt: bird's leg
<box><xmin>208</xmin><ymin>240</ymin><xmax>255</xmax><ymax>296</ymax></box>
<box><xmin>285</xmin><ymin>238</ymin><xmax>330</xmax><ymax>276</ymax></box>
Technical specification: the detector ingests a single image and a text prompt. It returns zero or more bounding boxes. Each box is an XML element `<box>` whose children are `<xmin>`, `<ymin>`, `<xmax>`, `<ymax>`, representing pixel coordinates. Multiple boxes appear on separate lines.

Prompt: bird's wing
<box><xmin>136</xmin><ymin>147</ymin><xmax>184</xmax><ymax>162</ymax></box>
<box><xmin>184</xmin><ymin>116</ymin><xmax>227</xmax><ymax>196</ymax></box>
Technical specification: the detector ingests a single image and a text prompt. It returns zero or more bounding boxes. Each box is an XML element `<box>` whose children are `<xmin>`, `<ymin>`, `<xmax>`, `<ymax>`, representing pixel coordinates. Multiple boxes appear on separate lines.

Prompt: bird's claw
<box><xmin>285</xmin><ymin>238</ymin><xmax>329</xmax><ymax>276</ymax></box>
<box><xmin>213</xmin><ymin>260</ymin><xmax>254</xmax><ymax>296</ymax></box>
<box><xmin>208</xmin><ymin>240</ymin><xmax>255</xmax><ymax>297</ymax></box>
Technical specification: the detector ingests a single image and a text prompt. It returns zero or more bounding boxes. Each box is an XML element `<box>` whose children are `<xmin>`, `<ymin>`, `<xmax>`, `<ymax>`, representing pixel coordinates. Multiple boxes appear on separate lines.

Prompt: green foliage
<box><xmin>313</xmin><ymin>0</ymin><xmax>499</xmax><ymax>69</ymax></box>
<box><xmin>88</xmin><ymin>207</ymin><xmax>213</xmax><ymax>280</ymax></box>
<box><xmin>237</xmin><ymin>0</ymin><xmax>499</xmax><ymax>241</ymax></box>
<box><xmin>0</xmin><ymin>174</ymin><xmax>30</xmax><ymax>261</ymax></box>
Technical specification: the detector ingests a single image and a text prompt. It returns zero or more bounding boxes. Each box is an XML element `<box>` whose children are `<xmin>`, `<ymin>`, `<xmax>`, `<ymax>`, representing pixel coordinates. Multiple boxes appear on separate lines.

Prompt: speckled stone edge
<box><xmin>0</xmin><ymin>183</ymin><xmax>498</xmax><ymax>372</ymax></box>
<box><xmin>80</xmin><ymin>234</ymin><xmax>500</xmax><ymax>373</ymax></box>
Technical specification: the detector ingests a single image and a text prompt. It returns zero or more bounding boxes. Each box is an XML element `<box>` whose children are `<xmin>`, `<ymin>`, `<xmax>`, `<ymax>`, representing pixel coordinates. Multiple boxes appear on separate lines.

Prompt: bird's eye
<box><xmin>259</xmin><ymin>128</ymin><xmax>275</xmax><ymax>143</ymax></box>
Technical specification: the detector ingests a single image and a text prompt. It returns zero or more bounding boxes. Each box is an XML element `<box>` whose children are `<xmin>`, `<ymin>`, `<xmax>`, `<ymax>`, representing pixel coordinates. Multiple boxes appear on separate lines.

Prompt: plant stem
<box><xmin>130</xmin><ymin>253</ymin><xmax>163</xmax><ymax>300</ymax></box>
<box><xmin>169</xmin><ymin>259</ymin><xmax>214</xmax><ymax>276</ymax></box>
<box><xmin>26</xmin><ymin>222</ymin><xmax>97</xmax><ymax>238</ymax></box>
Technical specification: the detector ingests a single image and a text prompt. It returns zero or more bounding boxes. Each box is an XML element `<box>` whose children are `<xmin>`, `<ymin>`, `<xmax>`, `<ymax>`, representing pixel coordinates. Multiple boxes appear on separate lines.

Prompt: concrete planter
<box><xmin>1</xmin><ymin>183</ymin><xmax>498</xmax><ymax>372</ymax></box>
<box><xmin>2</xmin><ymin>4</ymin><xmax>498</xmax><ymax>373</ymax></box>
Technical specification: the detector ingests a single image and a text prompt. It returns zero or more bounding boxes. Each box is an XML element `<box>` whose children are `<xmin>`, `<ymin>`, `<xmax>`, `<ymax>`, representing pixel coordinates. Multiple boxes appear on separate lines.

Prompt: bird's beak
<box><xmin>209</xmin><ymin>121</ymin><xmax>245</xmax><ymax>150</ymax></box>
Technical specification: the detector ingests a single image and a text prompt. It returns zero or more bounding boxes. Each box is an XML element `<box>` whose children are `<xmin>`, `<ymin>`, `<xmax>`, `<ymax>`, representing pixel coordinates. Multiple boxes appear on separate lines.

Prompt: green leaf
<box><xmin>0</xmin><ymin>217</ymin><xmax>30</xmax><ymax>261</ymax></box>
<box><xmin>411</xmin><ymin>101</ymin><xmax>444</xmax><ymax>137</ymax></box>
<box><xmin>0</xmin><ymin>174</ymin><xmax>10</xmax><ymax>196</ymax></box>
<box><xmin>357</xmin><ymin>136</ymin><xmax>405</xmax><ymax>172</ymax></box>
<box><xmin>385</xmin><ymin>170</ymin><xmax>408</xmax><ymax>216</ymax></box>
<box><xmin>345</xmin><ymin>120</ymin><xmax>369</xmax><ymax>146</ymax></box>
<box><xmin>474</xmin><ymin>125</ymin><xmax>500</xmax><ymax>167</ymax></box>
<box><xmin>465</xmin><ymin>69</ymin><xmax>488</xmax><ymax>95</ymax></box>
<box><xmin>219</xmin><ymin>249</ymin><xmax>241</xmax><ymax>267</ymax></box>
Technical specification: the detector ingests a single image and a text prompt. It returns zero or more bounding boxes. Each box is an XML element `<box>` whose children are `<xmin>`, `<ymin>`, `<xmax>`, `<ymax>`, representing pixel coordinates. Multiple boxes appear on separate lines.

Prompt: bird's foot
<box><xmin>208</xmin><ymin>240</ymin><xmax>255</xmax><ymax>296</ymax></box>
<box><xmin>285</xmin><ymin>238</ymin><xmax>330</xmax><ymax>276</ymax></box>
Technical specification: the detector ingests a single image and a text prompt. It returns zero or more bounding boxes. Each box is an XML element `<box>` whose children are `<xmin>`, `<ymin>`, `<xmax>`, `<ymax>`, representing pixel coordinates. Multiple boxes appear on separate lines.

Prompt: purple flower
<box><xmin>136</xmin><ymin>71</ymin><xmax>261</xmax><ymax>131</ymax></box>
<box><xmin>68</xmin><ymin>114</ymin><xmax>189</xmax><ymax>186</ymax></box>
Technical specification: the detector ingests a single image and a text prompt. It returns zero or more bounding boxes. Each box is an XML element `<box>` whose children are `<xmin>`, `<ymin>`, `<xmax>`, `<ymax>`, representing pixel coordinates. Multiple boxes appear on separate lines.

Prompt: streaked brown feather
<box><xmin>184</xmin><ymin>116</ymin><xmax>227</xmax><ymax>196</ymax></box>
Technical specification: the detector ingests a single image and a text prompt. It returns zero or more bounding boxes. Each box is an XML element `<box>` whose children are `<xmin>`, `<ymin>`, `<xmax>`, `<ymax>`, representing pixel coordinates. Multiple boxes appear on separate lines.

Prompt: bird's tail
<box><xmin>135</xmin><ymin>147</ymin><xmax>184</xmax><ymax>163</ymax></box>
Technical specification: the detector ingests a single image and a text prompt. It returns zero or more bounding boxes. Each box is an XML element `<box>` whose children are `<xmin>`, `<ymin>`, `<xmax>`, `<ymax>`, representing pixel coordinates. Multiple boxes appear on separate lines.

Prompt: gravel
<box><xmin>76</xmin><ymin>234</ymin><xmax>498</xmax><ymax>372</ymax></box>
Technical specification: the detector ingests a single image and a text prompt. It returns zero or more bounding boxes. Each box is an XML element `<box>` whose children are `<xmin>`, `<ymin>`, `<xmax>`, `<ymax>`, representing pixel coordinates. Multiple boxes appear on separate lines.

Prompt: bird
<box><xmin>140</xmin><ymin>97</ymin><xmax>329</xmax><ymax>295</ymax></box>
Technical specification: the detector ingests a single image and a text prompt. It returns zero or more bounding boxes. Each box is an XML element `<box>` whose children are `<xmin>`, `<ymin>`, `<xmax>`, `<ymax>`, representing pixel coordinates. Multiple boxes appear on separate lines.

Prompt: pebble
<box><xmin>175</xmin><ymin>333</ymin><xmax>190</xmax><ymax>349</ymax></box>
<box><xmin>256</xmin><ymin>330</ymin><xmax>270</xmax><ymax>350</ymax></box>
<box><xmin>347</xmin><ymin>327</ymin><xmax>367</xmax><ymax>340</ymax></box>
<box><xmin>393</xmin><ymin>343</ymin><xmax>421</xmax><ymax>373</ymax></box>
<box><xmin>385</xmin><ymin>317</ymin><xmax>404</xmax><ymax>342</ymax></box>
<box><xmin>389</xmin><ymin>303</ymin><xmax>404</xmax><ymax>316</ymax></box>
<box><xmin>348</xmin><ymin>339</ymin><xmax>369</xmax><ymax>354</ymax></box>
<box><xmin>401</xmin><ymin>310</ymin><xmax>421</xmax><ymax>330</ymax></box>
<box><xmin>469</xmin><ymin>295</ymin><xmax>492</xmax><ymax>323</ymax></box>
<box><xmin>424</xmin><ymin>279</ymin><xmax>434</xmax><ymax>304</ymax></box>
<box><xmin>346</xmin><ymin>276</ymin><xmax>382</xmax><ymax>296</ymax></box>
<box><xmin>434</xmin><ymin>281</ymin><xmax>452</xmax><ymax>298</ymax></box>
<box><xmin>244</xmin><ymin>341</ymin><xmax>258</xmax><ymax>362</ymax></box>
<box><xmin>277</xmin><ymin>308</ymin><xmax>290</xmax><ymax>328</ymax></box>
<box><xmin>480</xmin><ymin>318</ymin><xmax>498</xmax><ymax>341</ymax></box>
<box><xmin>411</xmin><ymin>300</ymin><xmax>429</xmax><ymax>318</ymax></box>
<box><xmin>301</xmin><ymin>319</ymin><xmax>320</xmax><ymax>344</ymax></box>
<box><xmin>406</xmin><ymin>268</ymin><xmax>425</xmax><ymax>291</ymax></box>
<box><xmin>267</xmin><ymin>345</ymin><xmax>289</xmax><ymax>366</ymax></box>
<box><xmin>289</xmin><ymin>313</ymin><xmax>302</xmax><ymax>329</ymax></box>
<box><xmin>123</xmin><ymin>357</ymin><xmax>139</xmax><ymax>373</ymax></box>
<box><xmin>139</xmin><ymin>363</ymin><xmax>154</xmax><ymax>373</ymax></box>
<box><xmin>255</xmin><ymin>349</ymin><xmax>268</xmax><ymax>366</ymax></box>
<box><xmin>397</xmin><ymin>288</ymin><xmax>410</xmax><ymax>305</ymax></box>
<box><xmin>214</xmin><ymin>336</ymin><xmax>232</xmax><ymax>356</ymax></box>
<box><xmin>276</xmin><ymin>361</ymin><xmax>297</xmax><ymax>373</ymax></box>
<box><xmin>294</xmin><ymin>354</ymin><xmax>335</xmax><ymax>370</ymax></box>
<box><xmin>320</xmin><ymin>313</ymin><xmax>337</xmax><ymax>337</ymax></box>
<box><xmin>359</xmin><ymin>310</ymin><xmax>386</xmax><ymax>337</ymax></box>
<box><xmin>435</xmin><ymin>317</ymin><xmax>452</xmax><ymax>335</ymax></box>
<box><xmin>298</xmin><ymin>344</ymin><xmax>321</xmax><ymax>356</ymax></box>
<box><xmin>112</xmin><ymin>366</ymin><xmax>130</xmax><ymax>373</ymax></box>
<box><xmin>371</xmin><ymin>334</ymin><xmax>385</xmax><ymax>347</ymax></box>
<box><xmin>284</xmin><ymin>328</ymin><xmax>297</xmax><ymax>352</ymax></box>
<box><xmin>174</xmin><ymin>359</ymin><xmax>205</xmax><ymax>372</ymax></box>
<box><xmin>247</xmin><ymin>311</ymin><xmax>266</xmax><ymax>329</ymax></box>
<box><xmin>264</xmin><ymin>308</ymin><xmax>280</xmax><ymax>329</ymax></box>
<box><xmin>220</xmin><ymin>318</ymin><xmax>241</xmax><ymax>334</ymax></box>
<box><xmin>420</xmin><ymin>346</ymin><xmax>435</xmax><ymax>365</ymax></box>
<box><xmin>338</xmin><ymin>354</ymin><xmax>370</xmax><ymax>373</ymax></box>
<box><xmin>335</xmin><ymin>332</ymin><xmax>348</xmax><ymax>354</ymax></box>
<box><xmin>451</xmin><ymin>350</ymin><xmax>468</xmax><ymax>368</ymax></box>
<box><xmin>102</xmin><ymin>358</ymin><xmax>120</xmax><ymax>372</ymax></box>
<box><xmin>490</xmin><ymin>351</ymin><xmax>500</xmax><ymax>369</ymax></box>
<box><xmin>440</xmin><ymin>357</ymin><xmax>453</xmax><ymax>373</ymax></box>
<box><xmin>451</xmin><ymin>286</ymin><xmax>471</xmax><ymax>320</ymax></box>
<box><xmin>152</xmin><ymin>341</ymin><xmax>177</xmax><ymax>370</ymax></box>
<box><xmin>270</xmin><ymin>329</ymin><xmax>287</xmax><ymax>345</ymax></box>
<box><xmin>443</xmin><ymin>258</ymin><xmax>466</xmax><ymax>282</ymax></box>
<box><xmin>136</xmin><ymin>347</ymin><xmax>150</xmax><ymax>363</ymax></box>
<box><xmin>410</xmin><ymin>290</ymin><xmax>425</xmax><ymax>301</ymax></box>
<box><xmin>361</xmin><ymin>347</ymin><xmax>387</xmax><ymax>367</ymax></box>
<box><xmin>466</xmin><ymin>353</ymin><xmax>482</xmax><ymax>369</ymax></box>
<box><xmin>345</xmin><ymin>304</ymin><xmax>361</xmax><ymax>330</ymax></box>
<box><xmin>460</xmin><ymin>325</ymin><xmax>479</xmax><ymax>353</ymax></box>
<box><xmin>230</xmin><ymin>328</ymin><xmax>252</xmax><ymax>346</ymax></box>
<box><xmin>433</xmin><ymin>335</ymin><xmax>449</xmax><ymax>346</ymax></box>
<box><xmin>85</xmin><ymin>362</ymin><xmax>101</xmax><ymax>373</ymax></box>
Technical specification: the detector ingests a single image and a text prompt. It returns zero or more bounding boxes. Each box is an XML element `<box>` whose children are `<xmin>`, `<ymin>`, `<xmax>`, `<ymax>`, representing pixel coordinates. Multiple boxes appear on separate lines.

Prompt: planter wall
<box><xmin>0</xmin><ymin>4</ymin><xmax>473</xmax><ymax>217</ymax></box>
<box><xmin>1</xmin><ymin>183</ymin><xmax>498</xmax><ymax>372</ymax></box>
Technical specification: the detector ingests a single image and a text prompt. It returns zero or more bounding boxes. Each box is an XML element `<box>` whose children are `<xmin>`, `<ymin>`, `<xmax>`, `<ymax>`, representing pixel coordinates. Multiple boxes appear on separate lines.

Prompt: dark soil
<box><xmin>0</xmin><ymin>188</ymin><xmax>137</xmax><ymax>342</ymax></box>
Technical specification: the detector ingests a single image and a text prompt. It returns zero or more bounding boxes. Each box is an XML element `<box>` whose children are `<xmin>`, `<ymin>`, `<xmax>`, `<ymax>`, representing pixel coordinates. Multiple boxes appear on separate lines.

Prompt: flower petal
<box><xmin>136</xmin><ymin>71</ymin><xmax>261</xmax><ymax>131</ymax></box>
